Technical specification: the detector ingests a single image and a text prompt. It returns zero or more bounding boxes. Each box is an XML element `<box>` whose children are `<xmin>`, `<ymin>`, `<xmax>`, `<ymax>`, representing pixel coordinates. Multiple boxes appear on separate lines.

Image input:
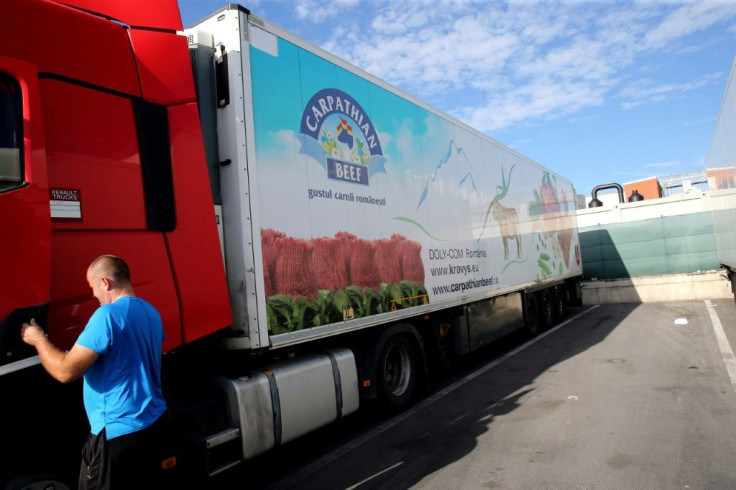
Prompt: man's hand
<box><xmin>21</xmin><ymin>318</ymin><xmax>47</xmax><ymax>347</ymax></box>
<box><xmin>19</xmin><ymin>318</ymin><xmax>99</xmax><ymax>383</ymax></box>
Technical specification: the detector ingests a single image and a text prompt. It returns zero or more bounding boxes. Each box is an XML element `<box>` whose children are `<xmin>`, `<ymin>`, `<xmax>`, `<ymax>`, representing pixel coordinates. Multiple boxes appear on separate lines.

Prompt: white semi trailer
<box><xmin>706</xmin><ymin>58</ymin><xmax>736</xmax><ymax>300</ymax></box>
<box><xmin>186</xmin><ymin>3</ymin><xmax>583</xmax><ymax>464</ymax></box>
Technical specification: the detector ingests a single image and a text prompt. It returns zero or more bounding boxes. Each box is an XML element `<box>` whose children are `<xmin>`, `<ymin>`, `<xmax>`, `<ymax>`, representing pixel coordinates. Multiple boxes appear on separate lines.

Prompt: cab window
<box><xmin>0</xmin><ymin>74</ymin><xmax>23</xmax><ymax>192</ymax></box>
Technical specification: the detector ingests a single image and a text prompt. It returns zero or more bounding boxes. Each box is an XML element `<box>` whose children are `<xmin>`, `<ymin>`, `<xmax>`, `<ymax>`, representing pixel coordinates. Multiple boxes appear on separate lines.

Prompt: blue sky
<box><xmin>178</xmin><ymin>0</ymin><xmax>736</xmax><ymax>199</ymax></box>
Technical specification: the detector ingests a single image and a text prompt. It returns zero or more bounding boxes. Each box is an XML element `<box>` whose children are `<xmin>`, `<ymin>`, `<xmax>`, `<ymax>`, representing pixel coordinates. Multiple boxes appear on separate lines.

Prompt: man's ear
<box><xmin>101</xmin><ymin>276</ymin><xmax>113</xmax><ymax>291</ymax></box>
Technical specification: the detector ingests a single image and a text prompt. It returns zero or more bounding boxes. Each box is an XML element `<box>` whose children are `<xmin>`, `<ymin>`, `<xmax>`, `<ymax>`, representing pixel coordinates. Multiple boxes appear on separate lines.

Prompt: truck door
<box><xmin>0</xmin><ymin>56</ymin><xmax>52</xmax><ymax>373</ymax></box>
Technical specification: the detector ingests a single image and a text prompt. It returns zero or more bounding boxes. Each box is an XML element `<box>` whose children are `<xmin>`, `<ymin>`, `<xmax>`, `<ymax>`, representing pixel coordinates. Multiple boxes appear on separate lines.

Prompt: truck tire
<box><xmin>553</xmin><ymin>287</ymin><xmax>567</xmax><ymax>322</ymax></box>
<box><xmin>377</xmin><ymin>335</ymin><xmax>417</xmax><ymax>410</ymax></box>
<box><xmin>539</xmin><ymin>289</ymin><xmax>555</xmax><ymax>328</ymax></box>
<box><xmin>525</xmin><ymin>292</ymin><xmax>541</xmax><ymax>335</ymax></box>
<box><xmin>3</xmin><ymin>469</ymin><xmax>73</xmax><ymax>490</ymax></box>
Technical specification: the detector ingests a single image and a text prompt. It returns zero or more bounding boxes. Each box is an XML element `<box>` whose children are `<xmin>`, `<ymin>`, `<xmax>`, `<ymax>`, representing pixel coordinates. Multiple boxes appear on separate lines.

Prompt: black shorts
<box><xmin>79</xmin><ymin>414</ymin><xmax>170</xmax><ymax>490</ymax></box>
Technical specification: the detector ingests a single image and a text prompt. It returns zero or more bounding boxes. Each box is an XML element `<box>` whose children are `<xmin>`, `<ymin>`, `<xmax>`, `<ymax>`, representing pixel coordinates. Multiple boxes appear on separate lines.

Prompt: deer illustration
<box><xmin>489</xmin><ymin>165</ymin><xmax>521</xmax><ymax>260</ymax></box>
<box><xmin>491</xmin><ymin>199</ymin><xmax>521</xmax><ymax>260</ymax></box>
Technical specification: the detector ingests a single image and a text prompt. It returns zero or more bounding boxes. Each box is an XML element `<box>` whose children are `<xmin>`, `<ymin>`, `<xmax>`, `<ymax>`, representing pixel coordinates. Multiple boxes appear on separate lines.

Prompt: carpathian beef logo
<box><xmin>300</xmin><ymin>89</ymin><xmax>386</xmax><ymax>186</ymax></box>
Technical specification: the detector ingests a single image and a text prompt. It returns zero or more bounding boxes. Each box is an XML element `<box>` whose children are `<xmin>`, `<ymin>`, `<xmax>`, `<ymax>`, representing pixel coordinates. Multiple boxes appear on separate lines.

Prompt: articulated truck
<box><xmin>0</xmin><ymin>1</ymin><xmax>582</xmax><ymax>486</ymax></box>
<box><xmin>706</xmin><ymin>58</ymin><xmax>736</xmax><ymax>301</ymax></box>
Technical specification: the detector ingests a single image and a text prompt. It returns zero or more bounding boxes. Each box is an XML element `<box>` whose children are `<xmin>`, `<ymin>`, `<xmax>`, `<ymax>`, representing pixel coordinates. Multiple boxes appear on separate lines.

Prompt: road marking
<box><xmin>345</xmin><ymin>461</ymin><xmax>404</xmax><ymax>489</ymax></box>
<box><xmin>271</xmin><ymin>305</ymin><xmax>600</xmax><ymax>488</ymax></box>
<box><xmin>705</xmin><ymin>299</ymin><xmax>736</xmax><ymax>391</ymax></box>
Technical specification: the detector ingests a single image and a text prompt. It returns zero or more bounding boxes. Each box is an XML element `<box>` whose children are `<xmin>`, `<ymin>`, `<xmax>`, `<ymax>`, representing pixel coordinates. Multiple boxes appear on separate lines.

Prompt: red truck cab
<box><xmin>0</xmin><ymin>0</ymin><xmax>232</xmax><ymax>372</ymax></box>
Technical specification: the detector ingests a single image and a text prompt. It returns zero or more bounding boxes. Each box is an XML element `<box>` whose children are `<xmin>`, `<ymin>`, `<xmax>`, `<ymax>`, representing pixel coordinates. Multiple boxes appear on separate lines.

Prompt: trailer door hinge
<box><xmin>215</xmin><ymin>45</ymin><xmax>230</xmax><ymax>108</ymax></box>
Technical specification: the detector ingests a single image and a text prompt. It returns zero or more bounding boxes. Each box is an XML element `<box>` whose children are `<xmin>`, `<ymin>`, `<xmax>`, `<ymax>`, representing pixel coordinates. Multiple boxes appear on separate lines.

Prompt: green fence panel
<box><xmin>579</xmin><ymin>211</ymin><xmax>719</xmax><ymax>280</ymax></box>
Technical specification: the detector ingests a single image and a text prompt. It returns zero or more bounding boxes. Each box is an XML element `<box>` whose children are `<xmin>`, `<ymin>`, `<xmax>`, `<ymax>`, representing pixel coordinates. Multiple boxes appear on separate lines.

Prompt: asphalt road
<box><xmin>216</xmin><ymin>300</ymin><xmax>736</xmax><ymax>489</ymax></box>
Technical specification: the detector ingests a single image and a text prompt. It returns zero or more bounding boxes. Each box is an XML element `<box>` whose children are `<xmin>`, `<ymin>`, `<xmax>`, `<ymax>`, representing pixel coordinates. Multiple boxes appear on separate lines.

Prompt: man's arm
<box><xmin>21</xmin><ymin>319</ymin><xmax>99</xmax><ymax>383</ymax></box>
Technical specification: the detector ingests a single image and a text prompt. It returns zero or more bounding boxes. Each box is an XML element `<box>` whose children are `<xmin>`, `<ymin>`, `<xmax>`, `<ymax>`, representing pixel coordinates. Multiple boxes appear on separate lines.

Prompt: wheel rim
<box><xmin>383</xmin><ymin>342</ymin><xmax>412</xmax><ymax>396</ymax></box>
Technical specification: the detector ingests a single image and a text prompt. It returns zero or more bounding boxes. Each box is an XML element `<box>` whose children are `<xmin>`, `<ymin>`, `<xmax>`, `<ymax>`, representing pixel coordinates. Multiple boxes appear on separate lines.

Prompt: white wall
<box><xmin>576</xmin><ymin>190</ymin><xmax>712</xmax><ymax>228</ymax></box>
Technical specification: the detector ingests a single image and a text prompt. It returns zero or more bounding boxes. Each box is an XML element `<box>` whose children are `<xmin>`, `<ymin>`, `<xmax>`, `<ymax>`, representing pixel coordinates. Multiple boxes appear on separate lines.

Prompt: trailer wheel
<box><xmin>525</xmin><ymin>293</ymin><xmax>541</xmax><ymax>335</ymax></box>
<box><xmin>553</xmin><ymin>288</ymin><xmax>567</xmax><ymax>322</ymax></box>
<box><xmin>539</xmin><ymin>289</ymin><xmax>555</xmax><ymax>328</ymax></box>
<box><xmin>377</xmin><ymin>335</ymin><xmax>417</xmax><ymax>410</ymax></box>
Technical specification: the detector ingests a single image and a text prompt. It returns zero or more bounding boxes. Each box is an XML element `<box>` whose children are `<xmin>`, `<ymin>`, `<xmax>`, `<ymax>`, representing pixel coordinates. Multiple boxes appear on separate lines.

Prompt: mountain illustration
<box><xmin>416</xmin><ymin>140</ymin><xmax>481</xmax><ymax>212</ymax></box>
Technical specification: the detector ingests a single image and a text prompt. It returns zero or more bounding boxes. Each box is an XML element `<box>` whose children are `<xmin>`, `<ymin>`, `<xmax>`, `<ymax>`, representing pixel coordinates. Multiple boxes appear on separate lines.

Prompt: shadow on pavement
<box><xmin>217</xmin><ymin>303</ymin><xmax>639</xmax><ymax>489</ymax></box>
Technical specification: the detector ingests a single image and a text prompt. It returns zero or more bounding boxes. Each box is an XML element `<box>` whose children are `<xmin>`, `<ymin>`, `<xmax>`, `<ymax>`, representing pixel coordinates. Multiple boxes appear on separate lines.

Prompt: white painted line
<box><xmin>705</xmin><ymin>300</ymin><xmax>736</xmax><ymax>391</ymax></box>
<box><xmin>345</xmin><ymin>461</ymin><xmax>404</xmax><ymax>490</ymax></box>
<box><xmin>271</xmin><ymin>305</ymin><xmax>600</xmax><ymax>488</ymax></box>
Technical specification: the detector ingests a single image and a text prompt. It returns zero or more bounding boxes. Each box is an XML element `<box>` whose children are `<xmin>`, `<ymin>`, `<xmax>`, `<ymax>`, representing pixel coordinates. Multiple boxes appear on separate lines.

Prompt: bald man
<box><xmin>21</xmin><ymin>255</ymin><xmax>168</xmax><ymax>489</ymax></box>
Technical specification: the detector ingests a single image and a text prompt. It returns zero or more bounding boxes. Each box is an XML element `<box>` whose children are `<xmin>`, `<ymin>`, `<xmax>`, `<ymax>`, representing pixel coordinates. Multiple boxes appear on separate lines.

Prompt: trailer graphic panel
<box><xmin>248</xmin><ymin>33</ymin><xmax>580</xmax><ymax>334</ymax></box>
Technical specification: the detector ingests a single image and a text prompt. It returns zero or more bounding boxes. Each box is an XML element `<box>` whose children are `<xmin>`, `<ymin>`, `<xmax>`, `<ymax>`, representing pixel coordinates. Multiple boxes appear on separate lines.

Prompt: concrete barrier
<box><xmin>581</xmin><ymin>270</ymin><xmax>732</xmax><ymax>304</ymax></box>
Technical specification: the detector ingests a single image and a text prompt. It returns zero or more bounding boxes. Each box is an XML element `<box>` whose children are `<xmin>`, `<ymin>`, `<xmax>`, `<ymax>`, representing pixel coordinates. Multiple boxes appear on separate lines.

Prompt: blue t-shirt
<box><xmin>76</xmin><ymin>296</ymin><xmax>167</xmax><ymax>439</ymax></box>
